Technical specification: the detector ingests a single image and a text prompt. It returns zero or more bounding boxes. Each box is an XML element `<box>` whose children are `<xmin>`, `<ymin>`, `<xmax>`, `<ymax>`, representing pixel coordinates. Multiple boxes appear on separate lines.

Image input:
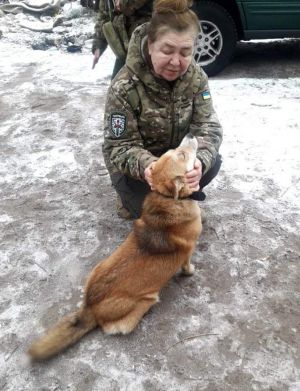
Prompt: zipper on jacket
<box><xmin>169</xmin><ymin>89</ymin><xmax>176</xmax><ymax>148</ymax></box>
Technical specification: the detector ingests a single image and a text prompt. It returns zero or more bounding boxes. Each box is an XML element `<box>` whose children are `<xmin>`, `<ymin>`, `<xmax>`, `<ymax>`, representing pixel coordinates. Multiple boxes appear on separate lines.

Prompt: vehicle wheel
<box><xmin>192</xmin><ymin>1</ymin><xmax>238</xmax><ymax>76</ymax></box>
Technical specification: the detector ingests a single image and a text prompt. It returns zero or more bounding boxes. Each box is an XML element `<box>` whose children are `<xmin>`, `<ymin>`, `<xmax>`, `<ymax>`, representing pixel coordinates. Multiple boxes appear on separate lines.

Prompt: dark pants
<box><xmin>111</xmin><ymin>154</ymin><xmax>222</xmax><ymax>219</ymax></box>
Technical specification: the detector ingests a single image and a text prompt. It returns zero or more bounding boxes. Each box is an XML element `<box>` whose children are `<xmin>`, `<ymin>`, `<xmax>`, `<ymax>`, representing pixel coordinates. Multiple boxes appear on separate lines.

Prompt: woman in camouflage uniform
<box><xmin>102</xmin><ymin>0</ymin><xmax>223</xmax><ymax>219</ymax></box>
<box><xmin>92</xmin><ymin>0</ymin><xmax>153</xmax><ymax>78</ymax></box>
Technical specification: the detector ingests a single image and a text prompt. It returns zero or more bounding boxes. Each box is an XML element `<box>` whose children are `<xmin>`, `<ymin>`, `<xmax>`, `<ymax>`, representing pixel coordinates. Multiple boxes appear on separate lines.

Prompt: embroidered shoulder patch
<box><xmin>110</xmin><ymin>112</ymin><xmax>127</xmax><ymax>137</ymax></box>
<box><xmin>201</xmin><ymin>90</ymin><xmax>211</xmax><ymax>100</ymax></box>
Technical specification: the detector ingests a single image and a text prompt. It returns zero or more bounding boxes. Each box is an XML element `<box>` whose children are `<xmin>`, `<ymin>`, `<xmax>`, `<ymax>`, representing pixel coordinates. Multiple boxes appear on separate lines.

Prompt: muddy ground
<box><xmin>0</xmin><ymin>37</ymin><xmax>300</xmax><ymax>390</ymax></box>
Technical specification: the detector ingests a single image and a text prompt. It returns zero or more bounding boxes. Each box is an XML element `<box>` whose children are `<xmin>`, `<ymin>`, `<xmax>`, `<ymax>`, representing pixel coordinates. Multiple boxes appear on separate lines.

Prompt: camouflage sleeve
<box><xmin>92</xmin><ymin>0</ymin><xmax>109</xmax><ymax>54</ymax></box>
<box><xmin>102</xmin><ymin>80</ymin><xmax>158</xmax><ymax>180</ymax></box>
<box><xmin>190</xmin><ymin>69</ymin><xmax>223</xmax><ymax>175</ymax></box>
<box><xmin>119</xmin><ymin>0</ymin><xmax>152</xmax><ymax>16</ymax></box>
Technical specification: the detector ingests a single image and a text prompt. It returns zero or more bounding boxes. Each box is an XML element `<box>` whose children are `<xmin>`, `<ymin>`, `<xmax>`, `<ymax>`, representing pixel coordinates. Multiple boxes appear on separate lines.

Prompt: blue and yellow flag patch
<box><xmin>201</xmin><ymin>90</ymin><xmax>211</xmax><ymax>100</ymax></box>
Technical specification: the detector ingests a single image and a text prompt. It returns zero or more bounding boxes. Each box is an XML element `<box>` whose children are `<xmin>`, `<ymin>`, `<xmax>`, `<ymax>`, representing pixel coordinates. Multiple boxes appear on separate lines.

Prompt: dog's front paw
<box><xmin>181</xmin><ymin>264</ymin><xmax>195</xmax><ymax>276</ymax></box>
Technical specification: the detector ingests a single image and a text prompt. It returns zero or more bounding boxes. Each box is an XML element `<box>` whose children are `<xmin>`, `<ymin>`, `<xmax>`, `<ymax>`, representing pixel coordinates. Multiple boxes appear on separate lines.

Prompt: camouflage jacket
<box><xmin>102</xmin><ymin>23</ymin><xmax>223</xmax><ymax>181</ymax></box>
<box><xmin>92</xmin><ymin>0</ymin><xmax>152</xmax><ymax>54</ymax></box>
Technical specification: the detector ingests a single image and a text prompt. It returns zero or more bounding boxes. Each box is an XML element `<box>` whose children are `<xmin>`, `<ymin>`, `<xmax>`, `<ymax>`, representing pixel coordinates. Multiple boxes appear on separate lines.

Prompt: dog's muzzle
<box><xmin>180</xmin><ymin>133</ymin><xmax>198</xmax><ymax>171</ymax></box>
<box><xmin>180</xmin><ymin>133</ymin><xmax>198</xmax><ymax>151</ymax></box>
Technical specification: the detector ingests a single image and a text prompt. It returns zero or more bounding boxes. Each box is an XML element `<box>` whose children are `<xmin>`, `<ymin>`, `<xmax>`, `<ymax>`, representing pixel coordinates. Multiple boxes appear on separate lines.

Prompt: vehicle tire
<box><xmin>192</xmin><ymin>1</ymin><xmax>238</xmax><ymax>76</ymax></box>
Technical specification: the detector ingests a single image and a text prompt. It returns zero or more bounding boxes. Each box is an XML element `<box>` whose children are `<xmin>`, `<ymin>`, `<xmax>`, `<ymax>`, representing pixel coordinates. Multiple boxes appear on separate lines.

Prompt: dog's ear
<box><xmin>167</xmin><ymin>177</ymin><xmax>184</xmax><ymax>200</ymax></box>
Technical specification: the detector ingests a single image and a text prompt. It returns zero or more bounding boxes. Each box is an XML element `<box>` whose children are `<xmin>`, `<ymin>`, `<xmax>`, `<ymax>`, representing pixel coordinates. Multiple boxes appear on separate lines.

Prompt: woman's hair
<box><xmin>148</xmin><ymin>0</ymin><xmax>200</xmax><ymax>42</ymax></box>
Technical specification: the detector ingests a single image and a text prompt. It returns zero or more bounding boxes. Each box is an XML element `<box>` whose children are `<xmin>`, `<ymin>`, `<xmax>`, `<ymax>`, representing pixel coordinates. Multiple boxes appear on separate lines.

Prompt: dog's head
<box><xmin>151</xmin><ymin>133</ymin><xmax>198</xmax><ymax>199</ymax></box>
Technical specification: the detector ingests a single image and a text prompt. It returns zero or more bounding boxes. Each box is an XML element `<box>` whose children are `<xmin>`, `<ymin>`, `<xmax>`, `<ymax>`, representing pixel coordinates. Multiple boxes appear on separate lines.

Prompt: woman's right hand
<box><xmin>144</xmin><ymin>161</ymin><xmax>157</xmax><ymax>190</ymax></box>
<box><xmin>92</xmin><ymin>49</ymin><xmax>101</xmax><ymax>69</ymax></box>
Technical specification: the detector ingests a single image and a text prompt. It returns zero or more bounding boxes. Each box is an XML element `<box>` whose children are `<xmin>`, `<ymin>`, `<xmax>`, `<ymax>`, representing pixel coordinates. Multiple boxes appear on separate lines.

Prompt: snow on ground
<box><xmin>0</xmin><ymin>35</ymin><xmax>300</xmax><ymax>390</ymax></box>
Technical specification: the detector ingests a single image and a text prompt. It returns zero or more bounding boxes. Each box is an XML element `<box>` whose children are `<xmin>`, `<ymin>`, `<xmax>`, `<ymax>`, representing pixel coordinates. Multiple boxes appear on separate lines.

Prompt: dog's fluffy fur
<box><xmin>28</xmin><ymin>134</ymin><xmax>202</xmax><ymax>361</ymax></box>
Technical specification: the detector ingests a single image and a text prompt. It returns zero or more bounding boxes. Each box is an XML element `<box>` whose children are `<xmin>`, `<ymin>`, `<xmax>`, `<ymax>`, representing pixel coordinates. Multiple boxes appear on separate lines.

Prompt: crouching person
<box><xmin>102</xmin><ymin>0</ymin><xmax>223</xmax><ymax>219</ymax></box>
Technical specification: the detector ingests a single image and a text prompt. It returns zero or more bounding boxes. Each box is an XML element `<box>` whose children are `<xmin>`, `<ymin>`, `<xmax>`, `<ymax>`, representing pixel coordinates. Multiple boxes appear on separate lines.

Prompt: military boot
<box><xmin>116</xmin><ymin>195</ymin><xmax>133</xmax><ymax>220</ymax></box>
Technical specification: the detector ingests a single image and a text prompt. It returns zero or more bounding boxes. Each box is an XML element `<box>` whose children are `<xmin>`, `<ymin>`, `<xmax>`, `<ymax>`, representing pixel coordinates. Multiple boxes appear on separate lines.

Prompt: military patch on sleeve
<box><xmin>110</xmin><ymin>112</ymin><xmax>127</xmax><ymax>137</ymax></box>
<box><xmin>201</xmin><ymin>90</ymin><xmax>211</xmax><ymax>100</ymax></box>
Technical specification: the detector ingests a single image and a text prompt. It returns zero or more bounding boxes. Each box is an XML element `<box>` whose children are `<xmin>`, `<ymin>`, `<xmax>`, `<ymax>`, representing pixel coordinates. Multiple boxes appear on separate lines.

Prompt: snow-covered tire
<box><xmin>193</xmin><ymin>1</ymin><xmax>238</xmax><ymax>76</ymax></box>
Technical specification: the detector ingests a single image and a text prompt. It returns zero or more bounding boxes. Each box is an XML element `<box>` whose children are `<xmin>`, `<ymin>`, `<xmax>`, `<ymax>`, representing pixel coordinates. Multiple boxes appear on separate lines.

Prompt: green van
<box><xmin>192</xmin><ymin>0</ymin><xmax>300</xmax><ymax>75</ymax></box>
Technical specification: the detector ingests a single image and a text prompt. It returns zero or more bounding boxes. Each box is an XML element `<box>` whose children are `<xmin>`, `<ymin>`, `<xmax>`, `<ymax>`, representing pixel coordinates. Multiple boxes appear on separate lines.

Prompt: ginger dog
<box><xmin>28</xmin><ymin>133</ymin><xmax>202</xmax><ymax>361</ymax></box>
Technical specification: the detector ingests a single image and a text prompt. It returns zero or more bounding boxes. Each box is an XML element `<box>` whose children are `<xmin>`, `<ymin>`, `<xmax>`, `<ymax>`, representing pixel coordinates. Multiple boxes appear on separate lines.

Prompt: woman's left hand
<box><xmin>185</xmin><ymin>158</ymin><xmax>202</xmax><ymax>191</ymax></box>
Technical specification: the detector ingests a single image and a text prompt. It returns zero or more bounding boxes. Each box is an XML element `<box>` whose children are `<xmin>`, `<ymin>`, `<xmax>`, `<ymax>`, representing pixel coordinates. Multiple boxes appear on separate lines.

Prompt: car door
<box><xmin>240</xmin><ymin>0</ymin><xmax>300</xmax><ymax>30</ymax></box>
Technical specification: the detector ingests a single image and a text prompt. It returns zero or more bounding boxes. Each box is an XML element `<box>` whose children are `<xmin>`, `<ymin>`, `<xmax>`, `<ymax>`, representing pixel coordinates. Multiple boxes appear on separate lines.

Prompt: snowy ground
<box><xmin>0</xmin><ymin>34</ymin><xmax>300</xmax><ymax>391</ymax></box>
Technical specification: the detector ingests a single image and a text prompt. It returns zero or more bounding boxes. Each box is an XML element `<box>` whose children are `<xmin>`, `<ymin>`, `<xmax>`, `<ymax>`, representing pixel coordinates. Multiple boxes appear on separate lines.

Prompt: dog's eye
<box><xmin>178</xmin><ymin>151</ymin><xmax>186</xmax><ymax>160</ymax></box>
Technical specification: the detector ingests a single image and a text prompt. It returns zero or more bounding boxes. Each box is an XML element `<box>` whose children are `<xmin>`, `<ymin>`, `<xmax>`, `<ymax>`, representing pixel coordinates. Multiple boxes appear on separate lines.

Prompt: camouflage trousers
<box><xmin>110</xmin><ymin>154</ymin><xmax>222</xmax><ymax>219</ymax></box>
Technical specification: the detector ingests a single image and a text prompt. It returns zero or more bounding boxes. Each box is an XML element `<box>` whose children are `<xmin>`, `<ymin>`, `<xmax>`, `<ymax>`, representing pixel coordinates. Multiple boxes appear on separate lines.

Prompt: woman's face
<box><xmin>148</xmin><ymin>30</ymin><xmax>195</xmax><ymax>81</ymax></box>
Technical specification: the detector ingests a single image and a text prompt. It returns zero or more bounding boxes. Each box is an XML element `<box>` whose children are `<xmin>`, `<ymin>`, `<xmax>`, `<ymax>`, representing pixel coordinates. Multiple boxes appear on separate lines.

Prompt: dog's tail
<box><xmin>28</xmin><ymin>306</ymin><xmax>97</xmax><ymax>361</ymax></box>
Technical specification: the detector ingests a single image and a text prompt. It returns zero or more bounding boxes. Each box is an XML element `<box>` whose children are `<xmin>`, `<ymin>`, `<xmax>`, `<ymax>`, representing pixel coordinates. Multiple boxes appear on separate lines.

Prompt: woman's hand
<box><xmin>185</xmin><ymin>158</ymin><xmax>202</xmax><ymax>191</ymax></box>
<box><xmin>144</xmin><ymin>161</ymin><xmax>157</xmax><ymax>190</ymax></box>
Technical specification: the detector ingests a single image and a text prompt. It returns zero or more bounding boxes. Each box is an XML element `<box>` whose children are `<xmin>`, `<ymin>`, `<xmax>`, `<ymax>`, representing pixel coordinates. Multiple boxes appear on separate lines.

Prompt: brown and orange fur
<box><xmin>28</xmin><ymin>135</ymin><xmax>202</xmax><ymax>361</ymax></box>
